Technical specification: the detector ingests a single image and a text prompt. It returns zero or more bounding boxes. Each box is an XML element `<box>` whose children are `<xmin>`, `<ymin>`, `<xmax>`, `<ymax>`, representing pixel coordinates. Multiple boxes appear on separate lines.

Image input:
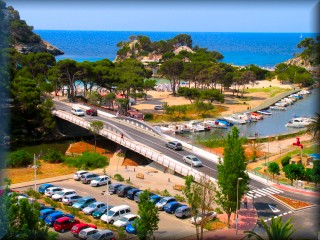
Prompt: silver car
<box><xmin>78</xmin><ymin>228</ymin><xmax>100</xmax><ymax>239</ymax></box>
<box><xmin>73</xmin><ymin>170</ymin><xmax>89</xmax><ymax>181</ymax></box>
<box><xmin>155</xmin><ymin>196</ymin><xmax>176</xmax><ymax>210</ymax></box>
<box><xmin>82</xmin><ymin>202</ymin><xmax>107</xmax><ymax>215</ymax></box>
<box><xmin>183</xmin><ymin>155</ymin><xmax>203</xmax><ymax>167</ymax></box>
<box><xmin>62</xmin><ymin>194</ymin><xmax>82</xmax><ymax>206</ymax></box>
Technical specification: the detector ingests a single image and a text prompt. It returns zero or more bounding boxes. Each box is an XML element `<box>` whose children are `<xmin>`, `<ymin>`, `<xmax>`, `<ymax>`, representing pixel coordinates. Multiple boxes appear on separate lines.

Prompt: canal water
<box><xmin>187</xmin><ymin>88</ymin><xmax>319</xmax><ymax>140</ymax></box>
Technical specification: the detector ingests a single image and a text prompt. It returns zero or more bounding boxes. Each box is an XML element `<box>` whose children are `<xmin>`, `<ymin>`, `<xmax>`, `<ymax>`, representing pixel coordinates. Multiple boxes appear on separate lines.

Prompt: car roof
<box><xmin>80</xmin><ymin>227</ymin><xmax>98</xmax><ymax>233</ymax></box>
<box><xmin>41</xmin><ymin>209</ymin><xmax>59</xmax><ymax>213</ymax></box>
<box><xmin>76</xmin><ymin>170</ymin><xmax>88</xmax><ymax>174</ymax></box>
<box><xmin>47</xmin><ymin>186</ymin><xmax>61</xmax><ymax>190</ymax></box>
<box><xmin>98</xmin><ymin>230</ymin><xmax>113</xmax><ymax>234</ymax></box>
<box><xmin>163</xmin><ymin>196</ymin><xmax>175</xmax><ymax>200</ymax></box>
<box><xmin>55</xmin><ymin>216</ymin><xmax>71</xmax><ymax>222</ymax></box>
<box><xmin>121</xmin><ymin>214</ymin><xmax>137</xmax><ymax>219</ymax></box>
<box><xmin>48</xmin><ymin>211</ymin><xmax>64</xmax><ymax>217</ymax></box>
<box><xmin>90</xmin><ymin>201</ymin><xmax>105</xmax><ymax>205</ymax></box>
<box><xmin>41</xmin><ymin>183</ymin><xmax>54</xmax><ymax>187</ymax></box>
<box><xmin>177</xmin><ymin>205</ymin><xmax>189</xmax><ymax>210</ymax></box>
<box><xmin>96</xmin><ymin>175</ymin><xmax>109</xmax><ymax>178</ymax></box>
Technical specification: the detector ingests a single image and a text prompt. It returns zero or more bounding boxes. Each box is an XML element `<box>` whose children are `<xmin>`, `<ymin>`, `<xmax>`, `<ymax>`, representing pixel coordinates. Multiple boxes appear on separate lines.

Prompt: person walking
<box><xmin>243</xmin><ymin>196</ymin><xmax>248</xmax><ymax>209</ymax></box>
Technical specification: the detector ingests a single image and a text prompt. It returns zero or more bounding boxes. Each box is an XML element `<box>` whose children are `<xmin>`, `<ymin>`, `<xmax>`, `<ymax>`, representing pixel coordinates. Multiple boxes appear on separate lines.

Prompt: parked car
<box><xmin>81</xmin><ymin>173</ymin><xmax>99</xmax><ymax>184</ymax></box>
<box><xmin>92</xmin><ymin>205</ymin><xmax>113</xmax><ymax>219</ymax></box>
<box><xmin>71</xmin><ymin>105</ymin><xmax>85</xmax><ymax>116</ymax></box>
<box><xmin>150</xmin><ymin>194</ymin><xmax>162</xmax><ymax>203</ymax></box>
<box><xmin>125</xmin><ymin>223</ymin><xmax>137</xmax><ymax>235</ymax></box>
<box><xmin>38</xmin><ymin>183</ymin><xmax>55</xmax><ymax>194</ymax></box>
<box><xmin>134</xmin><ymin>191</ymin><xmax>156</xmax><ymax>203</ymax></box>
<box><xmin>86</xmin><ymin>108</ymin><xmax>98</xmax><ymax>116</ymax></box>
<box><xmin>72</xmin><ymin>197</ymin><xmax>96</xmax><ymax>210</ymax></box>
<box><xmin>78</xmin><ymin>227</ymin><xmax>100</xmax><ymax>239</ymax></box>
<box><xmin>83</xmin><ymin>202</ymin><xmax>107</xmax><ymax>215</ymax></box>
<box><xmin>52</xmin><ymin>189</ymin><xmax>76</xmax><ymax>201</ymax></box>
<box><xmin>39</xmin><ymin>209</ymin><xmax>61</xmax><ymax>221</ymax></box>
<box><xmin>175</xmin><ymin>206</ymin><xmax>192</xmax><ymax>218</ymax></box>
<box><xmin>71</xmin><ymin>223</ymin><xmax>97</xmax><ymax>238</ymax></box>
<box><xmin>156</xmin><ymin>196</ymin><xmax>176</xmax><ymax>210</ymax></box>
<box><xmin>90</xmin><ymin>175</ymin><xmax>111</xmax><ymax>187</ymax></box>
<box><xmin>100</xmin><ymin>205</ymin><xmax>131</xmax><ymax>224</ymax></box>
<box><xmin>183</xmin><ymin>155</ymin><xmax>203</xmax><ymax>167</ymax></box>
<box><xmin>165</xmin><ymin>141</ymin><xmax>183</xmax><ymax>150</ymax></box>
<box><xmin>113</xmin><ymin>214</ymin><xmax>138</xmax><ymax>228</ymax></box>
<box><xmin>126</xmin><ymin>188</ymin><xmax>141</xmax><ymax>200</ymax></box>
<box><xmin>73</xmin><ymin>170</ymin><xmax>89</xmax><ymax>181</ymax></box>
<box><xmin>53</xmin><ymin>216</ymin><xmax>80</xmax><ymax>232</ymax></box>
<box><xmin>133</xmin><ymin>191</ymin><xmax>143</xmax><ymax>203</ymax></box>
<box><xmin>44</xmin><ymin>187</ymin><xmax>63</xmax><ymax>197</ymax></box>
<box><xmin>154</xmin><ymin>105</ymin><xmax>164</xmax><ymax>110</ymax></box>
<box><xmin>87</xmin><ymin>229</ymin><xmax>115</xmax><ymax>240</ymax></box>
<box><xmin>116</xmin><ymin>185</ymin><xmax>134</xmax><ymax>197</ymax></box>
<box><xmin>62</xmin><ymin>194</ymin><xmax>83</xmax><ymax>206</ymax></box>
<box><xmin>108</xmin><ymin>183</ymin><xmax>123</xmax><ymax>195</ymax></box>
<box><xmin>45</xmin><ymin>211</ymin><xmax>74</xmax><ymax>227</ymax></box>
<box><xmin>191</xmin><ymin>211</ymin><xmax>217</xmax><ymax>224</ymax></box>
<box><xmin>164</xmin><ymin>202</ymin><xmax>186</xmax><ymax>214</ymax></box>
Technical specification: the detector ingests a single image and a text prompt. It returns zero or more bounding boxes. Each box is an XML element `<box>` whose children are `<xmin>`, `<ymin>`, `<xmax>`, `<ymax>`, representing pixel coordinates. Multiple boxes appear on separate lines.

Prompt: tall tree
<box><xmin>216</xmin><ymin>127</ymin><xmax>249</xmax><ymax>227</ymax></box>
<box><xmin>89</xmin><ymin>121</ymin><xmax>104</xmax><ymax>152</ymax></box>
<box><xmin>283</xmin><ymin>164</ymin><xmax>305</xmax><ymax>186</ymax></box>
<box><xmin>240</xmin><ymin>70</ymin><xmax>256</xmax><ymax>97</ymax></box>
<box><xmin>143</xmin><ymin>79</ymin><xmax>156</xmax><ymax>100</ymax></box>
<box><xmin>312</xmin><ymin>160</ymin><xmax>320</xmax><ymax>188</ymax></box>
<box><xmin>244</xmin><ymin>217</ymin><xmax>297</xmax><ymax>240</ymax></box>
<box><xmin>133</xmin><ymin>190</ymin><xmax>159</xmax><ymax>240</ymax></box>
<box><xmin>307</xmin><ymin>113</ymin><xmax>320</xmax><ymax>140</ymax></box>
<box><xmin>268</xmin><ymin>162</ymin><xmax>280</xmax><ymax>181</ymax></box>
<box><xmin>160</xmin><ymin>58</ymin><xmax>184</xmax><ymax>96</ymax></box>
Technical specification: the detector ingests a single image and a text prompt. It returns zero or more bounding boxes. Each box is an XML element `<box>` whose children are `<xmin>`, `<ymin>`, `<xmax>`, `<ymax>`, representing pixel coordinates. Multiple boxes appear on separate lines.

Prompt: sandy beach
<box><xmin>133</xmin><ymin>79</ymin><xmax>293</xmax><ymax>116</ymax></box>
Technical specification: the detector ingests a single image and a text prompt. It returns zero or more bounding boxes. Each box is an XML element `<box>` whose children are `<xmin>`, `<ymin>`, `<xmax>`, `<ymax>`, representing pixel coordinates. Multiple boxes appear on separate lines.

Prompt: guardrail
<box><xmin>52</xmin><ymin>110</ymin><xmax>214</xmax><ymax>183</ymax></box>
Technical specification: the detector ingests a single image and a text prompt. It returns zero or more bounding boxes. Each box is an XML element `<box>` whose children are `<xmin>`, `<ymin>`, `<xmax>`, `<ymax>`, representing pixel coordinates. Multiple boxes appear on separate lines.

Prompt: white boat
<box><xmin>285</xmin><ymin>117</ymin><xmax>314</xmax><ymax>128</ymax></box>
<box><xmin>224</xmin><ymin>115</ymin><xmax>246</xmax><ymax>125</ymax></box>
<box><xmin>280</xmin><ymin>98</ymin><xmax>294</xmax><ymax>104</ymax></box>
<box><xmin>185</xmin><ymin>121</ymin><xmax>205</xmax><ymax>132</ymax></box>
<box><xmin>270</xmin><ymin>105</ymin><xmax>286</xmax><ymax>111</ymax></box>
<box><xmin>275</xmin><ymin>102</ymin><xmax>288</xmax><ymax>107</ymax></box>
<box><xmin>235</xmin><ymin>112</ymin><xmax>253</xmax><ymax>123</ymax></box>
<box><xmin>203</xmin><ymin>120</ymin><xmax>227</xmax><ymax>129</ymax></box>
<box><xmin>257</xmin><ymin>109</ymin><xmax>272</xmax><ymax>115</ymax></box>
<box><xmin>298</xmin><ymin>89</ymin><xmax>310</xmax><ymax>95</ymax></box>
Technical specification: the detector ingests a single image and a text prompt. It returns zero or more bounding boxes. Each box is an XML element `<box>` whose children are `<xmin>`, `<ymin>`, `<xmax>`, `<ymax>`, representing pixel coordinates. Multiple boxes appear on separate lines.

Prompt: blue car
<box><xmin>45</xmin><ymin>211</ymin><xmax>74</xmax><ymax>226</ymax></box>
<box><xmin>72</xmin><ymin>196</ymin><xmax>96</xmax><ymax>210</ymax></box>
<box><xmin>126</xmin><ymin>223</ymin><xmax>137</xmax><ymax>235</ymax></box>
<box><xmin>164</xmin><ymin>202</ymin><xmax>186</xmax><ymax>214</ymax></box>
<box><xmin>39</xmin><ymin>209</ymin><xmax>62</xmax><ymax>221</ymax></box>
<box><xmin>38</xmin><ymin>183</ymin><xmax>55</xmax><ymax>194</ymax></box>
<box><xmin>150</xmin><ymin>194</ymin><xmax>162</xmax><ymax>204</ymax></box>
<box><xmin>126</xmin><ymin>188</ymin><xmax>141</xmax><ymax>200</ymax></box>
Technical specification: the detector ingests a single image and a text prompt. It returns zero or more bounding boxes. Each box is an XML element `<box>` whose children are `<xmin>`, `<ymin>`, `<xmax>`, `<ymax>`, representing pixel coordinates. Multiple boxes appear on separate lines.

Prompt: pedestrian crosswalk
<box><xmin>246</xmin><ymin>187</ymin><xmax>284</xmax><ymax>199</ymax></box>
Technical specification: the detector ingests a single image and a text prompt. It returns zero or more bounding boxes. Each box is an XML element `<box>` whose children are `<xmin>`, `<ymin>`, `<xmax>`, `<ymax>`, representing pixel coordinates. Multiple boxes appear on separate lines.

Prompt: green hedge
<box><xmin>8</xmin><ymin>149</ymin><xmax>33</xmax><ymax>167</ymax></box>
<box><xmin>64</xmin><ymin>152</ymin><xmax>109</xmax><ymax>170</ymax></box>
<box><xmin>43</xmin><ymin>150</ymin><xmax>64</xmax><ymax>163</ymax></box>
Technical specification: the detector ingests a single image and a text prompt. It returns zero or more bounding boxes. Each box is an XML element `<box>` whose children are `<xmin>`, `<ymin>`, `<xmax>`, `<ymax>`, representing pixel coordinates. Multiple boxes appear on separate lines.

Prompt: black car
<box><xmin>108</xmin><ymin>183</ymin><xmax>123</xmax><ymax>195</ymax></box>
<box><xmin>116</xmin><ymin>185</ymin><xmax>134</xmax><ymax>197</ymax></box>
<box><xmin>126</xmin><ymin>188</ymin><xmax>141</xmax><ymax>200</ymax></box>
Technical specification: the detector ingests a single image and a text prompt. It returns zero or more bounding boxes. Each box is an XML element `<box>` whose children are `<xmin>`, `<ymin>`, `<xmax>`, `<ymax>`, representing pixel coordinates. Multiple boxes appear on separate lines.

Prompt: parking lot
<box><xmin>16</xmin><ymin>177</ymin><xmax>198</xmax><ymax>240</ymax></box>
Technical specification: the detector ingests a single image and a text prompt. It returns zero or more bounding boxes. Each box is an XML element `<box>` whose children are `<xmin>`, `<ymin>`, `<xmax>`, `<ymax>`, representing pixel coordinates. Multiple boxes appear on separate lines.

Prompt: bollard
<box><xmin>134</xmin><ymin>168</ymin><xmax>135</xmax><ymax>172</ymax></box>
<box><xmin>168</xmin><ymin>178</ymin><xmax>170</xmax><ymax>183</ymax></box>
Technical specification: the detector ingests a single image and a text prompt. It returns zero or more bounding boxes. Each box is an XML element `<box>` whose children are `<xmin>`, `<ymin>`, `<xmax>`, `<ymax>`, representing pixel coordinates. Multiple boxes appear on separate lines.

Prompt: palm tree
<box><xmin>307</xmin><ymin>112</ymin><xmax>320</xmax><ymax>140</ymax></box>
<box><xmin>243</xmin><ymin>217</ymin><xmax>297</xmax><ymax>240</ymax></box>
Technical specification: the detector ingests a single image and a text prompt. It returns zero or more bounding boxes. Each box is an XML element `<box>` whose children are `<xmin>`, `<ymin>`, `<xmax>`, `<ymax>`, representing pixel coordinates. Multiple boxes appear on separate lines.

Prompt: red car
<box><xmin>53</xmin><ymin>217</ymin><xmax>80</xmax><ymax>232</ymax></box>
<box><xmin>86</xmin><ymin>108</ymin><xmax>98</xmax><ymax>116</ymax></box>
<box><xmin>71</xmin><ymin>222</ymin><xmax>97</xmax><ymax>237</ymax></box>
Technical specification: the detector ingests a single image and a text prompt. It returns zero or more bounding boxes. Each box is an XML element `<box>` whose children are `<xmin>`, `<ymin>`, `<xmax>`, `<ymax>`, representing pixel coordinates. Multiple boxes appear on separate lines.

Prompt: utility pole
<box><xmin>236</xmin><ymin>177</ymin><xmax>243</xmax><ymax>235</ymax></box>
<box><xmin>34</xmin><ymin>153</ymin><xmax>37</xmax><ymax>191</ymax></box>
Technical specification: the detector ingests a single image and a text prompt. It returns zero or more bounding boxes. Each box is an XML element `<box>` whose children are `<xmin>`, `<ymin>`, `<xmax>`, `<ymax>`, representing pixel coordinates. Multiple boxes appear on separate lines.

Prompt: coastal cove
<box><xmin>35</xmin><ymin>31</ymin><xmax>316</xmax><ymax>68</ymax></box>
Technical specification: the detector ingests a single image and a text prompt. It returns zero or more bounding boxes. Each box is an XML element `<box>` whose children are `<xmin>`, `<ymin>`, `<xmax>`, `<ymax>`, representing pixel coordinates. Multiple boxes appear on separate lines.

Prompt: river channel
<box><xmin>187</xmin><ymin>88</ymin><xmax>319</xmax><ymax>141</ymax></box>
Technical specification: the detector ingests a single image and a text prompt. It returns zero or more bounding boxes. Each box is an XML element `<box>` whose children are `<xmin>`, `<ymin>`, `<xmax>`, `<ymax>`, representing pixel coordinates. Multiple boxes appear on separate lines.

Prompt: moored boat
<box><xmin>224</xmin><ymin>116</ymin><xmax>246</xmax><ymax>125</ymax></box>
<box><xmin>270</xmin><ymin>105</ymin><xmax>286</xmax><ymax>111</ymax></box>
<box><xmin>285</xmin><ymin>117</ymin><xmax>314</xmax><ymax>128</ymax></box>
<box><xmin>257</xmin><ymin>109</ymin><xmax>272</xmax><ymax>115</ymax></box>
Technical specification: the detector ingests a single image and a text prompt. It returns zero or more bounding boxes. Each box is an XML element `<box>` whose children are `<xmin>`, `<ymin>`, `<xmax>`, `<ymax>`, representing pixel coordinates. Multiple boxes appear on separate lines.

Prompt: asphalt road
<box><xmin>54</xmin><ymin>101</ymin><xmax>320</xmax><ymax>238</ymax></box>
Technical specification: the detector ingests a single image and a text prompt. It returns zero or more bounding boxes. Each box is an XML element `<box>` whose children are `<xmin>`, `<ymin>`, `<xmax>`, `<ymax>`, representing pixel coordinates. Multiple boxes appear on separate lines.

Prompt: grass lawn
<box><xmin>246</xmin><ymin>86</ymin><xmax>291</xmax><ymax>97</ymax></box>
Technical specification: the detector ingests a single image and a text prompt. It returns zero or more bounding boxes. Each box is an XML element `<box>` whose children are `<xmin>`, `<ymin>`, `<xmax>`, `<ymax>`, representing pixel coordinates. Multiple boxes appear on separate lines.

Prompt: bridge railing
<box><xmin>53</xmin><ymin>110</ymin><xmax>215</xmax><ymax>183</ymax></box>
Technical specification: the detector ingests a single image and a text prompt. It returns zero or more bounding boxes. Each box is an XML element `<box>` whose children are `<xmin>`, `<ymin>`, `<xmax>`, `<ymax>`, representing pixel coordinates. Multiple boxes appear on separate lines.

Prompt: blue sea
<box><xmin>35</xmin><ymin>31</ymin><xmax>317</xmax><ymax>68</ymax></box>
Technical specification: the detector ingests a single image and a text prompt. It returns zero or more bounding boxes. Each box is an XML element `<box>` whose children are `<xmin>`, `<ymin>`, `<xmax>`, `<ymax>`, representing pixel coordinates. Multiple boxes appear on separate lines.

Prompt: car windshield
<box><xmin>88</xmin><ymin>203</ymin><xmax>97</xmax><ymax>208</ymax></box>
<box><xmin>158</xmin><ymin>198</ymin><xmax>168</xmax><ymax>204</ymax></box>
<box><xmin>55</xmin><ymin>191</ymin><xmax>63</xmax><ymax>195</ymax></box>
<box><xmin>107</xmin><ymin>210</ymin><xmax>115</xmax><ymax>216</ymax></box>
<box><xmin>119</xmin><ymin>216</ymin><xmax>129</xmax><ymax>222</ymax></box>
<box><xmin>91</xmin><ymin>232</ymin><xmax>102</xmax><ymax>240</ymax></box>
<box><xmin>191</xmin><ymin>157</ymin><xmax>200</xmax><ymax>162</ymax></box>
<box><xmin>94</xmin><ymin>177</ymin><xmax>101</xmax><ymax>181</ymax></box>
<box><xmin>76</xmin><ymin>109</ymin><xmax>83</xmax><ymax>112</ymax></box>
<box><xmin>77</xmin><ymin>199</ymin><xmax>86</xmax><ymax>204</ymax></box>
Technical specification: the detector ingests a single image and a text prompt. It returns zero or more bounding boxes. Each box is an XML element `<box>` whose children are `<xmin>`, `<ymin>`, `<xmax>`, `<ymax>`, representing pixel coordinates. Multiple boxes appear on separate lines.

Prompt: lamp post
<box><xmin>236</xmin><ymin>177</ymin><xmax>243</xmax><ymax>235</ymax></box>
<box><xmin>34</xmin><ymin>153</ymin><xmax>37</xmax><ymax>191</ymax></box>
<box><xmin>106</xmin><ymin>180</ymin><xmax>110</xmax><ymax>222</ymax></box>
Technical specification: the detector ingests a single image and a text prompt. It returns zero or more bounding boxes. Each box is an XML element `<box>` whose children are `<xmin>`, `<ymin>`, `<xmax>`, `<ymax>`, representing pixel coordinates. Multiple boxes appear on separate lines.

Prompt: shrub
<box><xmin>43</xmin><ymin>150</ymin><xmax>64</xmax><ymax>163</ymax></box>
<box><xmin>114</xmin><ymin>174</ymin><xmax>124</xmax><ymax>182</ymax></box>
<box><xmin>25</xmin><ymin>188</ymin><xmax>41</xmax><ymax>199</ymax></box>
<box><xmin>143</xmin><ymin>113</ymin><xmax>154</xmax><ymax>121</ymax></box>
<box><xmin>64</xmin><ymin>152</ymin><xmax>109</xmax><ymax>169</ymax></box>
<box><xmin>174</xmin><ymin>194</ymin><xmax>185</xmax><ymax>202</ymax></box>
<box><xmin>8</xmin><ymin>149</ymin><xmax>32</xmax><ymax>167</ymax></box>
<box><xmin>281</xmin><ymin>155</ymin><xmax>291</xmax><ymax>167</ymax></box>
<box><xmin>215</xmin><ymin>207</ymin><xmax>223</xmax><ymax>214</ymax></box>
<box><xmin>161</xmin><ymin>189</ymin><xmax>171</xmax><ymax>196</ymax></box>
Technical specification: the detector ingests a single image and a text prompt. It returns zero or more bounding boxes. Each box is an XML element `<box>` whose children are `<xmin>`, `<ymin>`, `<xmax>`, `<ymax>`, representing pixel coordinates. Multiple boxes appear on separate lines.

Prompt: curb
<box><xmin>268</xmin><ymin>194</ymin><xmax>316</xmax><ymax>212</ymax></box>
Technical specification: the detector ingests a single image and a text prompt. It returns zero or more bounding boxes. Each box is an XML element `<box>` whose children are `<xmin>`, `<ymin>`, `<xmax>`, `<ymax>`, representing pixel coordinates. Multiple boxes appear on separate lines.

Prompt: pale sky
<box><xmin>5</xmin><ymin>0</ymin><xmax>319</xmax><ymax>33</ymax></box>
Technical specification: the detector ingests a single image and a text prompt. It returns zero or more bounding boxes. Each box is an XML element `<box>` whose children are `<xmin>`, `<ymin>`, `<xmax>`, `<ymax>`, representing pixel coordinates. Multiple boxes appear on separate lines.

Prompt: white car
<box><xmin>44</xmin><ymin>187</ymin><xmax>63</xmax><ymax>197</ymax></box>
<box><xmin>113</xmin><ymin>214</ymin><xmax>138</xmax><ymax>228</ymax></box>
<box><xmin>183</xmin><ymin>155</ymin><xmax>203</xmax><ymax>167</ymax></box>
<box><xmin>191</xmin><ymin>211</ymin><xmax>217</xmax><ymax>225</ymax></box>
<box><xmin>62</xmin><ymin>194</ymin><xmax>82</xmax><ymax>205</ymax></box>
<box><xmin>90</xmin><ymin>175</ymin><xmax>111</xmax><ymax>187</ymax></box>
<box><xmin>73</xmin><ymin>170</ymin><xmax>89</xmax><ymax>181</ymax></box>
<box><xmin>78</xmin><ymin>228</ymin><xmax>100</xmax><ymax>239</ymax></box>
<box><xmin>71</xmin><ymin>105</ymin><xmax>85</xmax><ymax>116</ymax></box>
<box><xmin>52</xmin><ymin>189</ymin><xmax>77</xmax><ymax>201</ymax></box>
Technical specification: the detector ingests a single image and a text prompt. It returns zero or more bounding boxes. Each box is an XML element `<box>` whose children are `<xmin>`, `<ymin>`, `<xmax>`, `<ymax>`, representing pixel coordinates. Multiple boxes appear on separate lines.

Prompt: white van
<box><xmin>100</xmin><ymin>205</ymin><xmax>131</xmax><ymax>224</ymax></box>
<box><xmin>71</xmin><ymin>105</ymin><xmax>85</xmax><ymax>116</ymax></box>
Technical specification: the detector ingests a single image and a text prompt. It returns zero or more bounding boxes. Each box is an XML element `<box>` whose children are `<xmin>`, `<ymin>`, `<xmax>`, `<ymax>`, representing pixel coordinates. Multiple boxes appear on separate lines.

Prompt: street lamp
<box><xmin>236</xmin><ymin>177</ymin><xmax>243</xmax><ymax>235</ymax></box>
<box><xmin>106</xmin><ymin>180</ymin><xmax>110</xmax><ymax>222</ymax></box>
